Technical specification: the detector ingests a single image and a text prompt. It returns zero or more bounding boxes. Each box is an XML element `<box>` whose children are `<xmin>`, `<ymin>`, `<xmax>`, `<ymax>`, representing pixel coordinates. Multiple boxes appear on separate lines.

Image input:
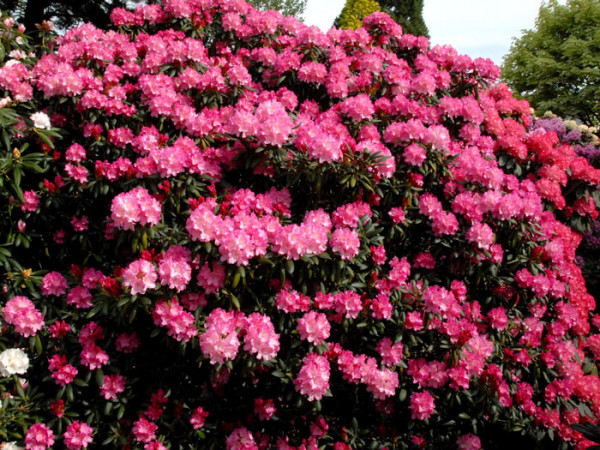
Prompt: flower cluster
<box><xmin>1</xmin><ymin>2</ymin><xmax>600</xmax><ymax>449</ymax></box>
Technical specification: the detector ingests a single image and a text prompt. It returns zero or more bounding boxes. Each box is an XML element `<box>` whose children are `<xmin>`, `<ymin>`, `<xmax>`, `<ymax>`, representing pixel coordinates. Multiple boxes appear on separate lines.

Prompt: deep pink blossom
<box><xmin>25</xmin><ymin>423</ymin><xmax>55</xmax><ymax>449</ymax></box>
<box><xmin>409</xmin><ymin>391</ymin><xmax>435</xmax><ymax>420</ymax></box>
<box><xmin>63</xmin><ymin>420</ymin><xmax>93</xmax><ymax>449</ymax></box>
<box><xmin>297</xmin><ymin>311</ymin><xmax>330</xmax><ymax>345</ymax></box>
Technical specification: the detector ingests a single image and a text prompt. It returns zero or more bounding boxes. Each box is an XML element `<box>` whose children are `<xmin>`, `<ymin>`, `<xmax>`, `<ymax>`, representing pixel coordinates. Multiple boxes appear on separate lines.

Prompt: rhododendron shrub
<box><xmin>2</xmin><ymin>1</ymin><xmax>600</xmax><ymax>448</ymax></box>
<box><xmin>532</xmin><ymin>112</ymin><xmax>600</xmax><ymax>301</ymax></box>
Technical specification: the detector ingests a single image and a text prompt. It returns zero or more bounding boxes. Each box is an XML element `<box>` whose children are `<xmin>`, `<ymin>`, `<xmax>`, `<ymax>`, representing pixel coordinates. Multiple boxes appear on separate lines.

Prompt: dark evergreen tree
<box><xmin>334</xmin><ymin>0</ymin><xmax>429</xmax><ymax>37</ymax></box>
<box><xmin>377</xmin><ymin>0</ymin><xmax>429</xmax><ymax>37</ymax></box>
<box><xmin>0</xmin><ymin>0</ymin><xmax>138</xmax><ymax>31</ymax></box>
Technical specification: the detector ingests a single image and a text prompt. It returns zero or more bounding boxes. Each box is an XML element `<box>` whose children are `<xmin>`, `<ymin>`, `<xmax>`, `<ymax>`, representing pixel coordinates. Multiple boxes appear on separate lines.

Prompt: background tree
<box><xmin>247</xmin><ymin>0</ymin><xmax>307</xmax><ymax>19</ymax></box>
<box><xmin>501</xmin><ymin>0</ymin><xmax>600</xmax><ymax>126</ymax></box>
<box><xmin>334</xmin><ymin>0</ymin><xmax>428</xmax><ymax>37</ymax></box>
<box><xmin>376</xmin><ymin>0</ymin><xmax>428</xmax><ymax>37</ymax></box>
<box><xmin>337</xmin><ymin>0</ymin><xmax>380</xmax><ymax>30</ymax></box>
<box><xmin>0</xmin><ymin>0</ymin><xmax>137</xmax><ymax>31</ymax></box>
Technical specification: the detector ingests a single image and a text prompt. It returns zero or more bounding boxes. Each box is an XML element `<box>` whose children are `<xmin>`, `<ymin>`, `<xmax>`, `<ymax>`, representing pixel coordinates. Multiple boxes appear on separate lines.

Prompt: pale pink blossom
<box><xmin>297</xmin><ymin>311</ymin><xmax>330</xmax><ymax>345</ymax></box>
<box><xmin>2</xmin><ymin>296</ymin><xmax>44</xmax><ymax>337</ymax></box>
<box><xmin>294</xmin><ymin>353</ymin><xmax>330</xmax><ymax>401</ymax></box>
<box><xmin>121</xmin><ymin>259</ymin><xmax>157</xmax><ymax>295</ymax></box>
<box><xmin>243</xmin><ymin>313</ymin><xmax>279</xmax><ymax>360</ymax></box>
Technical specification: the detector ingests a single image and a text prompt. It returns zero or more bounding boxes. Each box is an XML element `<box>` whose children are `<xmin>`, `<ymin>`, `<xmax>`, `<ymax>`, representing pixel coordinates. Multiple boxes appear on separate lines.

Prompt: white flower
<box><xmin>30</xmin><ymin>112</ymin><xmax>51</xmax><ymax>130</ymax></box>
<box><xmin>0</xmin><ymin>348</ymin><xmax>29</xmax><ymax>377</ymax></box>
<box><xmin>1</xmin><ymin>442</ymin><xmax>25</xmax><ymax>450</ymax></box>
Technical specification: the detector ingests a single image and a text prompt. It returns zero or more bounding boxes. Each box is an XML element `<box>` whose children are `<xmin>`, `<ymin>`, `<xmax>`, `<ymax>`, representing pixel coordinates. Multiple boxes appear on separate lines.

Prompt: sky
<box><xmin>302</xmin><ymin>1</ymin><xmax>554</xmax><ymax>67</ymax></box>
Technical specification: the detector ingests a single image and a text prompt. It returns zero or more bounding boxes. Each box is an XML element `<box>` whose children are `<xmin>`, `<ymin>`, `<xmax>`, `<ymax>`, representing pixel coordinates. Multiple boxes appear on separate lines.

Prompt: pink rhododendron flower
<box><xmin>190</xmin><ymin>406</ymin><xmax>208</xmax><ymax>429</ymax></box>
<box><xmin>294</xmin><ymin>353</ymin><xmax>330</xmax><ymax>401</ymax></box>
<box><xmin>333</xmin><ymin>290</ymin><xmax>363</xmax><ymax>319</ymax></box>
<box><xmin>158</xmin><ymin>246</ymin><xmax>192</xmax><ymax>292</ymax></box>
<box><xmin>25</xmin><ymin>423</ymin><xmax>55</xmax><ymax>449</ymax></box>
<box><xmin>196</xmin><ymin>261</ymin><xmax>226</xmax><ymax>294</ymax></box>
<box><xmin>63</xmin><ymin>420</ymin><xmax>93</xmax><ymax>449</ymax></box>
<box><xmin>457</xmin><ymin>433</ymin><xmax>482</xmax><ymax>450</ymax></box>
<box><xmin>226</xmin><ymin>427</ymin><xmax>257</xmax><ymax>450</ymax></box>
<box><xmin>409</xmin><ymin>391</ymin><xmax>436</xmax><ymax>420</ymax></box>
<box><xmin>21</xmin><ymin>190</ymin><xmax>39</xmax><ymax>212</ymax></box>
<box><xmin>199</xmin><ymin>308</ymin><xmax>242</xmax><ymax>364</ymax></box>
<box><xmin>66</xmin><ymin>286</ymin><xmax>93</xmax><ymax>309</ymax></box>
<box><xmin>297</xmin><ymin>311</ymin><xmax>330</xmax><ymax>345</ymax></box>
<box><xmin>152</xmin><ymin>298</ymin><xmax>197</xmax><ymax>342</ymax></box>
<box><xmin>121</xmin><ymin>259</ymin><xmax>157</xmax><ymax>295</ymax></box>
<box><xmin>389</xmin><ymin>207</ymin><xmax>406</xmax><ymax>223</ymax></box>
<box><xmin>376</xmin><ymin>337</ymin><xmax>403</xmax><ymax>366</ymax></box>
<box><xmin>329</xmin><ymin>227</ymin><xmax>360</xmax><ymax>260</ymax></box>
<box><xmin>48</xmin><ymin>354</ymin><xmax>78</xmax><ymax>385</ymax></box>
<box><xmin>71</xmin><ymin>215</ymin><xmax>89</xmax><ymax>231</ymax></box>
<box><xmin>111</xmin><ymin>186</ymin><xmax>162</xmax><ymax>230</ymax></box>
<box><xmin>2</xmin><ymin>296</ymin><xmax>44</xmax><ymax>337</ymax></box>
<box><xmin>403</xmin><ymin>143</ymin><xmax>427</xmax><ymax>166</ymax></box>
<box><xmin>100</xmin><ymin>374</ymin><xmax>126</xmax><ymax>400</ymax></box>
<box><xmin>275</xmin><ymin>289</ymin><xmax>311</xmax><ymax>313</ymax></box>
<box><xmin>255</xmin><ymin>100</ymin><xmax>293</xmax><ymax>147</ymax></box>
<box><xmin>243</xmin><ymin>313</ymin><xmax>280</xmax><ymax>360</ymax></box>
<box><xmin>254</xmin><ymin>398</ymin><xmax>276</xmax><ymax>421</ymax></box>
<box><xmin>80</xmin><ymin>344</ymin><xmax>109</xmax><ymax>370</ymax></box>
<box><xmin>466</xmin><ymin>222</ymin><xmax>495</xmax><ymax>250</ymax></box>
<box><xmin>132</xmin><ymin>417</ymin><xmax>158</xmax><ymax>443</ymax></box>
<box><xmin>115</xmin><ymin>332</ymin><xmax>140</xmax><ymax>353</ymax></box>
<box><xmin>42</xmin><ymin>272</ymin><xmax>68</xmax><ymax>296</ymax></box>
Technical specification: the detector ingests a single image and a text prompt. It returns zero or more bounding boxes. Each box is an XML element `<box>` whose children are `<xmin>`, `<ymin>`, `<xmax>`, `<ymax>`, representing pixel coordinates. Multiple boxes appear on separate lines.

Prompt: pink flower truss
<box><xmin>190</xmin><ymin>406</ymin><xmax>209</xmax><ymax>429</ymax></box>
<box><xmin>243</xmin><ymin>313</ymin><xmax>280</xmax><ymax>360</ymax></box>
<box><xmin>152</xmin><ymin>298</ymin><xmax>197</xmax><ymax>342</ymax></box>
<box><xmin>457</xmin><ymin>433</ymin><xmax>482</xmax><ymax>450</ymax></box>
<box><xmin>2</xmin><ymin>296</ymin><xmax>44</xmax><ymax>337</ymax></box>
<box><xmin>111</xmin><ymin>186</ymin><xmax>162</xmax><ymax>230</ymax></box>
<box><xmin>199</xmin><ymin>308</ymin><xmax>241</xmax><ymax>364</ymax></box>
<box><xmin>100</xmin><ymin>374</ymin><xmax>126</xmax><ymax>400</ymax></box>
<box><xmin>158</xmin><ymin>245</ymin><xmax>192</xmax><ymax>292</ymax></box>
<box><xmin>409</xmin><ymin>391</ymin><xmax>436</xmax><ymax>420</ymax></box>
<box><xmin>294</xmin><ymin>353</ymin><xmax>330</xmax><ymax>401</ymax></box>
<box><xmin>329</xmin><ymin>228</ymin><xmax>360</xmax><ymax>260</ymax></box>
<box><xmin>66</xmin><ymin>286</ymin><xmax>93</xmax><ymax>309</ymax></box>
<box><xmin>42</xmin><ymin>271</ymin><xmax>68</xmax><ymax>296</ymax></box>
<box><xmin>254</xmin><ymin>398</ymin><xmax>276</xmax><ymax>421</ymax></box>
<box><xmin>25</xmin><ymin>423</ymin><xmax>55</xmax><ymax>449</ymax></box>
<box><xmin>48</xmin><ymin>354</ymin><xmax>78</xmax><ymax>386</ymax></box>
<box><xmin>63</xmin><ymin>420</ymin><xmax>94</xmax><ymax>449</ymax></box>
<box><xmin>132</xmin><ymin>417</ymin><xmax>158</xmax><ymax>444</ymax></box>
<box><xmin>21</xmin><ymin>190</ymin><xmax>39</xmax><ymax>212</ymax></box>
<box><xmin>226</xmin><ymin>427</ymin><xmax>257</xmax><ymax>450</ymax></box>
<box><xmin>297</xmin><ymin>311</ymin><xmax>330</xmax><ymax>345</ymax></box>
<box><xmin>121</xmin><ymin>259</ymin><xmax>158</xmax><ymax>295</ymax></box>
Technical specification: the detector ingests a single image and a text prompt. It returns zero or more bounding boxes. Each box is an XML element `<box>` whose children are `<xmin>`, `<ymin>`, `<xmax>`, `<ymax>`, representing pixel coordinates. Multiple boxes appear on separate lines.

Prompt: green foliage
<box><xmin>338</xmin><ymin>0</ymin><xmax>381</xmax><ymax>30</ymax></box>
<box><xmin>501</xmin><ymin>0</ymin><xmax>600</xmax><ymax>126</ymax></box>
<box><xmin>375</xmin><ymin>0</ymin><xmax>429</xmax><ymax>37</ymax></box>
<box><xmin>0</xmin><ymin>0</ymin><xmax>140</xmax><ymax>31</ymax></box>
<box><xmin>247</xmin><ymin>0</ymin><xmax>307</xmax><ymax>19</ymax></box>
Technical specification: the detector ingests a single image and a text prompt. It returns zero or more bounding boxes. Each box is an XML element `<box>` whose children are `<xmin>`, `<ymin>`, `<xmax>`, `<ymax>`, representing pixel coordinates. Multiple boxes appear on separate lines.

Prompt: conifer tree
<box><xmin>338</xmin><ymin>0</ymin><xmax>381</xmax><ymax>30</ymax></box>
<box><xmin>377</xmin><ymin>0</ymin><xmax>429</xmax><ymax>37</ymax></box>
<box><xmin>334</xmin><ymin>0</ymin><xmax>429</xmax><ymax>37</ymax></box>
